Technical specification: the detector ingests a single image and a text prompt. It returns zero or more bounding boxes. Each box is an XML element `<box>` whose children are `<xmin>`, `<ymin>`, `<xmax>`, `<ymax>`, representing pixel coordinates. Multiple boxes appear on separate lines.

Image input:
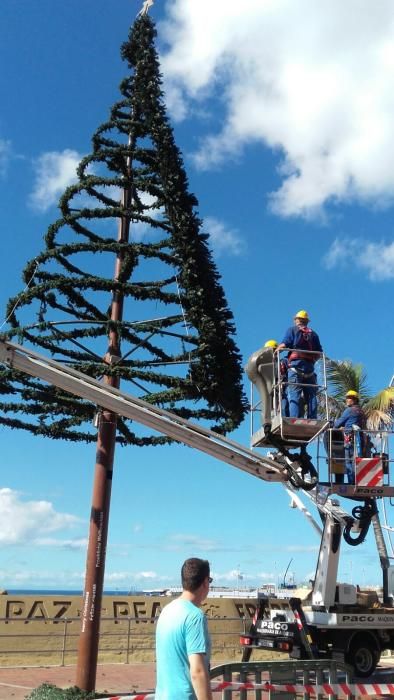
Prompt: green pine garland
<box><xmin>0</xmin><ymin>15</ymin><xmax>247</xmax><ymax>443</ymax></box>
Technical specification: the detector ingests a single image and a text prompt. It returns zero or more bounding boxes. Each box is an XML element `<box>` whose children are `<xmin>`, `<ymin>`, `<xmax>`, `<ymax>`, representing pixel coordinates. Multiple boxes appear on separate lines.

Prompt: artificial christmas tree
<box><xmin>0</xmin><ymin>16</ymin><xmax>246</xmax><ymax>440</ymax></box>
<box><xmin>0</xmin><ymin>13</ymin><xmax>247</xmax><ymax>690</ymax></box>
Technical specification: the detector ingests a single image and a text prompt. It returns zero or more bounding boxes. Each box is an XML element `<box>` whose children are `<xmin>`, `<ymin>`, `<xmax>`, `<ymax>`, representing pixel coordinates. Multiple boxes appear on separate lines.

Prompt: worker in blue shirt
<box><xmin>334</xmin><ymin>390</ymin><xmax>366</xmax><ymax>484</ymax></box>
<box><xmin>277</xmin><ymin>310</ymin><xmax>323</xmax><ymax>419</ymax></box>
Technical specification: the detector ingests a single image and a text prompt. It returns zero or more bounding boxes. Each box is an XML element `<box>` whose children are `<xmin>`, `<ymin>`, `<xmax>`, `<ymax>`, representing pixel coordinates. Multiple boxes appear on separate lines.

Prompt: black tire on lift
<box><xmin>345</xmin><ymin>634</ymin><xmax>379</xmax><ymax>678</ymax></box>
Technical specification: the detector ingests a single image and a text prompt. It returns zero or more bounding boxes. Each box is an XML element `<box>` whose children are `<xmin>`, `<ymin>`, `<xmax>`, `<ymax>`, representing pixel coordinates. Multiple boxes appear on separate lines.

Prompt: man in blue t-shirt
<box><xmin>155</xmin><ymin>557</ymin><xmax>213</xmax><ymax>700</ymax></box>
<box><xmin>277</xmin><ymin>310</ymin><xmax>323</xmax><ymax>419</ymax></box>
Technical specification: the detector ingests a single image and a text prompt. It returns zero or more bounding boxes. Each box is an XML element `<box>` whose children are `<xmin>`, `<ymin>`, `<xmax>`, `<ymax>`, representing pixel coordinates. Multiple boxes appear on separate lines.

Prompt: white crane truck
<box><xmin>1</xmin><ymin>339</ymin><xmax>393</xmax><ymax>677</ymax></box>
<box><xmin>240</xmin><ymin>345</ymin><xmax>394</xmax><ymax>677</ymax></box>
<box><xmin>240</xmin><ymin>489</ymin><xmax>394</xmax><ymax>677</ymax></box>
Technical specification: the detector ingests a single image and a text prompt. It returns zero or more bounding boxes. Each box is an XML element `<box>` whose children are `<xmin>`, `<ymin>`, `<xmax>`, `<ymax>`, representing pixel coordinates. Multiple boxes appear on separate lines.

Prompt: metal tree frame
<box><xmin>0</xmin><ymin>12</ymin><xmax>247</xmax><ymax>691</ymax></box>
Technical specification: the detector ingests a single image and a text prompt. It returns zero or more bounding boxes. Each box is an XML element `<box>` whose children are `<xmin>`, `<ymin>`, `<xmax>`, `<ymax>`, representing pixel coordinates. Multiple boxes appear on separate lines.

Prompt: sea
<box><xmin>3</xmin><ymin>587</ymin><xmax>262</xmax><ymax>598</ymax></box>
<box><xmin>3</xmin><ymin>587</ymin><xmax>275</xmax><ymax>599</ymax></box>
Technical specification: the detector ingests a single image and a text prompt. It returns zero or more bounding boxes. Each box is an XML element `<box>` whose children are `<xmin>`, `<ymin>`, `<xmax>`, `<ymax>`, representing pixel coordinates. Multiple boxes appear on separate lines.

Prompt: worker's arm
<box><xmin>333</xmin><ymin>408</ymin><xmax>350</xmax><ymax>429</ymax></box>
<box><xmin>189</xmin><ymin>652</ymin><xmax>213</xmax><ymax>700</ymax></box>
<box><xmin>277</xmin><ymin>327</ymin><xmax>294</xmax><ymax>352</ymax></box>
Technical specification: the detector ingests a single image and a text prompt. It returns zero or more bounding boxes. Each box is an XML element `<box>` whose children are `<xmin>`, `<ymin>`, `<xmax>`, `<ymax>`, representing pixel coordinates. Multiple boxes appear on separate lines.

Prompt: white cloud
<box><xmin>33</xmin><ymin>537</ymin><xmax>88</xmax><ymax>549</ymax></box>
<box><xmin>0</xmin><ymin>139</ymin><xmax>11</xmax><ymax>176</ymax></box>
<box><xmin>218</xmin><ymin>568</ymin><xmax>249</xmax><ymax>582</ymax></box>
<box><xmin>161</xmin><ymin>81</ymin><xmax>188</xmax><ymax>122</ymax></box>
<box><xmin>103</xmin><ymin>570</ymin><xmax>163</xmax><ymax>583</ymax></box>
<box><xmin>0</xmin><ymin>567</ymin><xmax>163</xmax><ymax>589</ymax></box>
<box><xmin>30</xmin><ymin>149</ymin><xmax>82</xmax><ymax>211</ymax></box>
<box><xmin>134</xmin><ymin>570</ymin><xmax>158</xmax><ymax>580</ymax></box>
<box><xmin>286</xmin><ymin>544</ymin><xmax>319</xmax><ymax>553</ymax></box>
<box><xmin>167</xmin><ymin>533</ymin><xmax>220</xmax><ymax>551</ymax></box>
<box><xmin>324</xmin><ymin>237</ymin><xmax>394</xmax><ymax>280</ymax></box>
<box><xmin>0</xmin><ymin>488</ymin><xmax>81</xmax><ymax>546</ymax></box>
<box><xmin>161</xmin><ymin>0</ymin><xmax>394</xmax><ymax>217</ymax></box>
<box><xmin>0</xmin><ymin>568</ymin><xmax>85</xmax><ymax>587</ymax></box>
<box><xmin>104</xmin><ymin>571</ymin><xmax>131</xmax><ymax>583</ymax></box>
<box><xmin>323</xmin><ymin>238</ymin><xmax>348</xmax><ymax>269</ymax></box>
<box><xmin>28</xmin><ymin>150</ymin><xmax>165</xmax><ymax>233</ymax></box>
<box><xmin>256</xmin><ymin>571</ymin><xmax>279</xmax><ymax>582</ymax></box>
<box><xmin>204</xmin><ymin>216</ymin><xmax>245</xmax><ymax>256</ymax></box>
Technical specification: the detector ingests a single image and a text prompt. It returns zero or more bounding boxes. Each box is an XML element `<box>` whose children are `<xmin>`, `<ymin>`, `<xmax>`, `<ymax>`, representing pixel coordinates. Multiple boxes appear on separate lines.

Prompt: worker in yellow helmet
<box><xmin>333</xmin><ymin>390</ymin><xmax>366</xmax><ymax>484</ymax></box>
<box><xmin>246</xmin><ymin>338</ymin><xmax>289</xmax><ymax>432</ymax></box>
<box><xmin>277</xmin><ymin>310</ymin><xmax>323</xmax><ymax>419</ymax></box>
<box><xmin>263</xmin><ymin>340</ymin><xmax>289</xmax><ymax>417</ymax></box>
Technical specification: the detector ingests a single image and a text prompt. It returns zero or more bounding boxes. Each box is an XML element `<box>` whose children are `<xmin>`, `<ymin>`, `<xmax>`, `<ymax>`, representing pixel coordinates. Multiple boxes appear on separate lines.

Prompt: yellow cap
<box><xmin>294</xmin><ymin>310</ymin><xmax>309</xmax><ymax>320</ymax></box>
<box><xmin>346</xmin><ymin>390</ymin><xmax>359</xmax><ymax>399</ymax></box>
<box><xmin>264</xmin><ymin>339</ymin><xmax>278</xmax><ymax>348</ymax></box>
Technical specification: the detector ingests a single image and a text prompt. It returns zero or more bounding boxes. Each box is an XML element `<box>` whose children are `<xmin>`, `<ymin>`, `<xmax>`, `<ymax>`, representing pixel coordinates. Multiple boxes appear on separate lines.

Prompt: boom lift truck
<box><xmin>1</xmin><ymin>340</ymin><xmax>393</xmax><ymax>677</ymax></box>
<box><xmin>241</xmin><ymin>345</ymin><xmax>394</xmax><ymax>677</ymax></box>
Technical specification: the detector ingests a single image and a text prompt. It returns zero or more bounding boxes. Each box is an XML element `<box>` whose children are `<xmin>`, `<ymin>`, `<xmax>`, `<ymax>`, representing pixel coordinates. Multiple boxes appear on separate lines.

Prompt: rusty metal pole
<box><xmin>76</xmin><ymin>147</ymin><xmax>132</xmax><ymax>691</ymax></box>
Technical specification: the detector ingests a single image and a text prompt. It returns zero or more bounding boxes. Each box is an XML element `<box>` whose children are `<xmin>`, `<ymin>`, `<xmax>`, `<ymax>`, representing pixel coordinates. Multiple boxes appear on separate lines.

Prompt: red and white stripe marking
<box><xmin>96</xmin><ymin>679</ymin><xmax>394</xmax><ymax>698</ymax></box>
<box><xmin>356</xmin><ymin>457</ymin><xmax>384</xmax><ymax>487</ymax></box>
<box><xmin>293</xmin><ymin>609</ymin><xmax>303</xmax><ymax>630</ymax></box>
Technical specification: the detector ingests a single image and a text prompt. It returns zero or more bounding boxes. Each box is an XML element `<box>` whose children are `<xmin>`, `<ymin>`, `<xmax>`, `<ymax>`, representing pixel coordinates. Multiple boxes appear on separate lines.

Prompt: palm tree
<box><xmin>326</xmin><ymin>359</ymin><xmax>394</xmax><ymax>430</ymax></box>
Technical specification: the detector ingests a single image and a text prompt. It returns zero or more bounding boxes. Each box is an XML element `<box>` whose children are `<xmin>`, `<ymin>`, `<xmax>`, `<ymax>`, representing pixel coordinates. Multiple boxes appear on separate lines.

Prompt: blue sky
<box><xmin>0</xmin><ymin>0</ymin><xmax>393</xmax><ymax>591</ymax></box>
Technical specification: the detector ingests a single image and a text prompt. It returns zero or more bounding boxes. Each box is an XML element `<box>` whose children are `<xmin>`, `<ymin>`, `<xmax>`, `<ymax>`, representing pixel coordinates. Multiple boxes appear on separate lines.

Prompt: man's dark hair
<box><xmin>181</xmin><ymin>558</ymin><xmax>210</xmax><ymax>592</ymax></box>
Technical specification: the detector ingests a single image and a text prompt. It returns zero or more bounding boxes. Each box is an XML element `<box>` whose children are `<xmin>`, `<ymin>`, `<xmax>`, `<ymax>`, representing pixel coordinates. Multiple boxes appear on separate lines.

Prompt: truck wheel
<box><xmin>346</xmin><ymin>636</ymin><xmax>379</xmax><ymax>678</ymax></box>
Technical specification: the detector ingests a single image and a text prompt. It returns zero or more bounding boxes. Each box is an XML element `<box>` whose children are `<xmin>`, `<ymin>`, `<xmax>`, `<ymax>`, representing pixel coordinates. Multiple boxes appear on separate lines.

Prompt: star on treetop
<box><xmin>138</xmin><ymin>0</ymin><xmax>154</xmax><ymax>16</ymax></box>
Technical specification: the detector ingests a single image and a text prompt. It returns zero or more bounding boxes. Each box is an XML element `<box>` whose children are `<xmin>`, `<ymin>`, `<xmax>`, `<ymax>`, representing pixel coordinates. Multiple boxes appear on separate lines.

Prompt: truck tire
<box><xmin>345</xmin><ymin>634</ymin><xmax>379</xmax><ymax>678</ymax></box>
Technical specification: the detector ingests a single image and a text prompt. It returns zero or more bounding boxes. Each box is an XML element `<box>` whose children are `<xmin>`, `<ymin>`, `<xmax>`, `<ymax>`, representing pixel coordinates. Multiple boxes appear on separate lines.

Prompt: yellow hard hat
<box><xmin>294</xmin><ymin>309</ymin><xmax>309</xmax><ymax>320</ymax></box>
<box><xmin>264</xmin><ymin>339</ymin><xmax>278</xmax><ymax>349</ymax></box>
<box><xmin>346</xmin><ymin>390</ymin><xmax>359</xmax><ymax>399</ymax></box>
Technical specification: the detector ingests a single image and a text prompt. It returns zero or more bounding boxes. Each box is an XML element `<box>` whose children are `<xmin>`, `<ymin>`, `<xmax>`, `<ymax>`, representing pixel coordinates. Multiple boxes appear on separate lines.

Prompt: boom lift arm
<box><xmin>286</xmin><ymin>483</ymin><xmax>389</xmax><ymax>607</ymax></box>
<box><xmin>0</xmin><ymin>339</ymin><xmax>289</xmax><ymax>484</ymax></box>
<box><xmin>0</xmin><ymin>339</ymin><xmax>378</xmax><ymax>565</ymax></box>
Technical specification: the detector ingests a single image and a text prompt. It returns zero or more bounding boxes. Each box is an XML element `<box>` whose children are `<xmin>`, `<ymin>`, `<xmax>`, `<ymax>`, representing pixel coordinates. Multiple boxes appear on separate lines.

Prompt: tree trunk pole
<box><xmin>75</xmin><ymin>409</ymin><xmax>117</xmax><ymax>691</ymax></box>
<box><xmin>76</xmin><ymin>151</ymin><xmax>132</xmax><ymax>691</ymax></box>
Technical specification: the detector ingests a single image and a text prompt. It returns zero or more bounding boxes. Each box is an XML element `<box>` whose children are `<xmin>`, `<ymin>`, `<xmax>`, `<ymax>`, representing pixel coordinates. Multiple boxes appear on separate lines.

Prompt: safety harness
<box><xmin>288</xmin><ymin>366</ymin><xmax>316</xmax><ymax>380</ymax></box>
<box><xmin>288</xmin><ymin>326</ymin><xmax>319</xmax><ymax>366</ymax></box>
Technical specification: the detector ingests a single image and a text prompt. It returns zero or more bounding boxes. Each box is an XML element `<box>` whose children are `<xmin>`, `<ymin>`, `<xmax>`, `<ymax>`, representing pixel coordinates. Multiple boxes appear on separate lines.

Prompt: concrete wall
<box><xmin>0</xmin><ymin>594</ymin><xmax>266</xmax><ymax>666</ymax></box>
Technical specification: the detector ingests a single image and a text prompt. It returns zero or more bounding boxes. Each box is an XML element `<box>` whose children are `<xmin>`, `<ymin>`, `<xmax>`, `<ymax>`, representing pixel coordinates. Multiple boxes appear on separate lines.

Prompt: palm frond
<box><xmin>364</xmin><ymin>387</ymin><xmax>394</xmax><ymax>430</ymax></box>
<box><xmin>326</xmin><ymin>359</ymin><xmax>369</xmax><ymax>403</ymax></box>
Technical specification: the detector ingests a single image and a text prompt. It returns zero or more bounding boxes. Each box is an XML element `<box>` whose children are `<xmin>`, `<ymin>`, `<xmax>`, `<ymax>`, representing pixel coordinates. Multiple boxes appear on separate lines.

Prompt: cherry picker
<box><xmin>1</xmin><ymin>339</ymin><xmax>393</xmax><ymax>677</ymax></box>
<box><xmin>241</xmin><ymin>344</ymin><xmax>394</xmax><ymax>677</ymax></box>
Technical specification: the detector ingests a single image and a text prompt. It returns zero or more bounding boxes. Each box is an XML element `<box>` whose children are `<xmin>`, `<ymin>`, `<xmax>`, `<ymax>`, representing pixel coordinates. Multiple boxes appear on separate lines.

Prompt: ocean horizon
<box><xmin>3</xmin><ymin>589</ymin><xmax>147</xmax><ymax>596</ymax></box>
